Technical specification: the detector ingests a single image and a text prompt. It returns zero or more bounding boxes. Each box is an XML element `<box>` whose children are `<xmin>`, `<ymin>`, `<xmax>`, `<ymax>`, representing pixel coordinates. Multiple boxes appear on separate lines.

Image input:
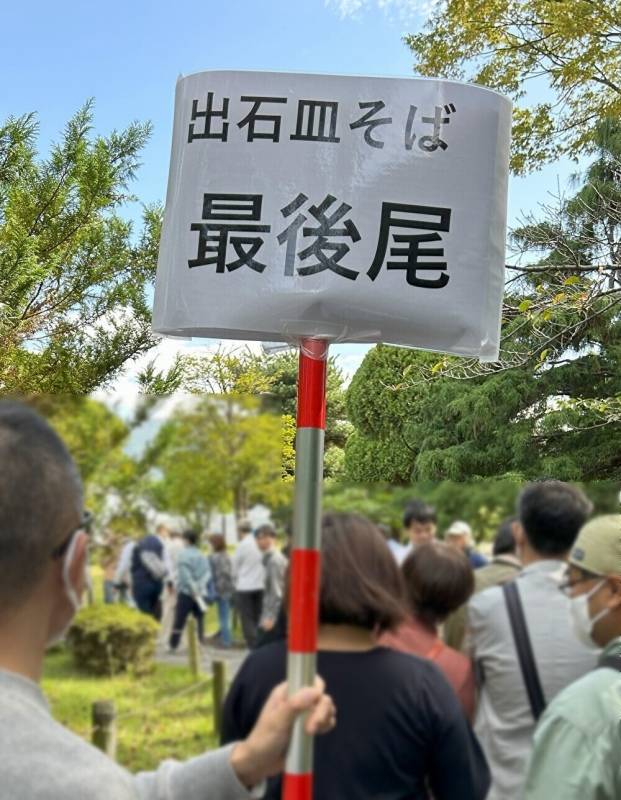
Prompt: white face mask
<box><xmin>46</xmin><ymin>531</ymin><xmax>84</xmax><ymax>648</ymax></box>
<box><xmin>569</xmin><ymin>580</ymin><xmax>608</xmax><ymax>650</ymax></box>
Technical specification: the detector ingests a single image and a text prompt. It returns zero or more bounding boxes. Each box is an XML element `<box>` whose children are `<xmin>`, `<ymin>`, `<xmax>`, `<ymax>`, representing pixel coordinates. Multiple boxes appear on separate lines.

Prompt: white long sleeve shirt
<box><xmin>232</xmin><ymin>535</ymin><xmax>265</xmax><ymax>592</ymax></box>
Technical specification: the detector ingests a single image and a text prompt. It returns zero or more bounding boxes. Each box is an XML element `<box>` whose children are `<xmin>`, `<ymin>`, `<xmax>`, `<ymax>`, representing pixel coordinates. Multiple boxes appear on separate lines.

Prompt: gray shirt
<box><xmin>260</xmin><ymin>549</ymin><xmax>288</xmax><ymax>625</ymax></box>
<box><xmin>0</xmin><ymin>669</ymin><xmax>259</xmax><ymax>800</ymax></box>
<box><xmin>468</xmin><ymin>560</ymin><xmax>597</xmax><ymax>800</ymax></box>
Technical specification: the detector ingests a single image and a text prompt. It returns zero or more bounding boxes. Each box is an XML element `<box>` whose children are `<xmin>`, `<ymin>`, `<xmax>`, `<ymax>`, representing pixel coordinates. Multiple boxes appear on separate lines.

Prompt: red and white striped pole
<box><xmin>282</xmin><ymin>337</ymin><xmax>329</xmax><ymax>800</ymax></box>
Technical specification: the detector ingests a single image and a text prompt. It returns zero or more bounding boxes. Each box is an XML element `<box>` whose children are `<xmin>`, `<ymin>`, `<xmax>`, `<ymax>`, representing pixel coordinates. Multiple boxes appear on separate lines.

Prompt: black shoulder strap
<box><xmin>599</xmin><ymin>654</ymin><xmax>621</xmax><ymax>673</ymax></box>
<box><xmin>503</xmin><ymin>581</ymin><xmax>547</xmax><ymax>721</ymax></box>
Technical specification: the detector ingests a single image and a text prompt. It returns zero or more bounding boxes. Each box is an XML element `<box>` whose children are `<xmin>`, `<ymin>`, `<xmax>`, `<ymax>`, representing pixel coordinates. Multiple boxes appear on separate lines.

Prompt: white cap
<box><xmin>446</xmin><ymin>520</ymin><xmax>472</xmax><ymax>537</ymax></box>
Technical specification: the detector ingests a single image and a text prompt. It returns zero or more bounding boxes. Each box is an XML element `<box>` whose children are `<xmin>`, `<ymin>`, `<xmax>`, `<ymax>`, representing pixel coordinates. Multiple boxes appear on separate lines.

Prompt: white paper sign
<box><xmin>153</xmin><ymin>70</ymin><xmax>511</xmax><ymax>360</ymax></box>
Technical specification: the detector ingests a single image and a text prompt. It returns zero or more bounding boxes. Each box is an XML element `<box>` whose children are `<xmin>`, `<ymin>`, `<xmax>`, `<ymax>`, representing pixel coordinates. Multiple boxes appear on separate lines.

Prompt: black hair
<box><xmin>182</xmin><ymin>529</ymin><xmax>199</xmax><ymax>546</ymax></box>
<box><xmin>403</xmin><ymin>500</ymin><xmax>437</xmax><ymax>528</ymax></box>
<box><xmin>493</xmin><ymin>517</ymin><xmax>518</xmax><ymax>556</ymax></box>
<box><xmin>0</xmin><ymin>401</ymin><xmax>82</xmax><ymax>609</ymax></box>
<box><xmin>517</xmin><ymin>480</ymin><xmax>592</xmax><ymax>557</ymax></box>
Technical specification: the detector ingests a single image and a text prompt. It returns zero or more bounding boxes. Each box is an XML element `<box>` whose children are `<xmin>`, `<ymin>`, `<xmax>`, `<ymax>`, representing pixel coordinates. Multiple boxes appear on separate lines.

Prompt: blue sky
<box><xmin>1</xmin><ymin>0</ymin><xmax>579</xmax><ymax>395</ymax></box>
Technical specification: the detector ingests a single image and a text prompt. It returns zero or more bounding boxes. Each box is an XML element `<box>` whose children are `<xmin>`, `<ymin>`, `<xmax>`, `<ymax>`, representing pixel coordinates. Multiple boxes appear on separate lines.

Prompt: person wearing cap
<box><xmin>524</xmin><ymin>514</ymin><xmax>621</xmax><ymax>800</ymax></box>
<box><xmin>445</xmin><ymin>520</ymin><xmax>488</xmax><ymax>570</ymax></box>
<box><xmin>232</xmin><ymin>520</ymin><xmax>265</xmax><ymax>648</ymax></box>
<box><xmin>0</xmin><ymin>401</ymin><xmax>336</xmax><ymax>800</ymax></box>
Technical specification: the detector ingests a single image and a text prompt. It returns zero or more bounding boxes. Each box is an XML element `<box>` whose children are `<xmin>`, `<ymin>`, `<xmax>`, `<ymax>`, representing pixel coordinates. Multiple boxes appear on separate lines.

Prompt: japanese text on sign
<box><xmin>188</xmin><ymin>92</ymin><xmax>457</xmax><ymax>153</ymax></box>
<box><xmin>188</xmin><ymin>192</ymin><xmax>451</xmax><ymax>288</ymax></box>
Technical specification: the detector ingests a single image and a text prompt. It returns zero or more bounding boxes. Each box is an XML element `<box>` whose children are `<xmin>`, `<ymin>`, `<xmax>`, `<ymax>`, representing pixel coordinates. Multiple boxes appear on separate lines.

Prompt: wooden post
<box><xmin>188</xmin><ymin>617</ymin><xmax>201</xmax><ymax>678</ymax></box>
<box><xmin>92</xmin><ymin>700</ymin><xmax>117</xmax><ymax>760</ymax></box>
<box><xmin>212</xmin><ymin>659</ymin><xmax>227</xmax><ymax>739</ymax></box>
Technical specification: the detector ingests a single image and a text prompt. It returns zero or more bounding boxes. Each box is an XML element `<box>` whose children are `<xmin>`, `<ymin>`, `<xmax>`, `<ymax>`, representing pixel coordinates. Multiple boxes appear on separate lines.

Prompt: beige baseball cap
<box><xmin>569</xmin><ymin>515</ymin><xmax>621</xmax><ymax>576</ymax></box>
<box><xmin>446</xmin><ymin>520</ymin><xmax>472</xmax><ymax>537</ymax></box>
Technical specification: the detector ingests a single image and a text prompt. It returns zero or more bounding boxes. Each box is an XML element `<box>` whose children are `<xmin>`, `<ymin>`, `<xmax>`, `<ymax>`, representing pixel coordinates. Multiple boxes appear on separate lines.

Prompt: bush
<box><xmin>67</xmin><ymin>605</ymin><xmax>160</xmax><ymax>676</ymax></box>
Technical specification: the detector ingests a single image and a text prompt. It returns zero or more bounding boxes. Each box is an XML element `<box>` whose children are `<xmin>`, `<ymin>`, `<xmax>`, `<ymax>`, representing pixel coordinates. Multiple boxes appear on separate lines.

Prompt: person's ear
<box><xmin>512</xmin><ymin>521</ymin><xmax>525</xmax><ymax>549</ymax></box>
<box><xmin>67</xmin><ymin>531</ymin><xmax>89</xmax><ymax>594</ymax></box>
<box><xmin>605</xmin><ymin>575</ymin><xmax>621</xmax><ymax>610</ymax></box>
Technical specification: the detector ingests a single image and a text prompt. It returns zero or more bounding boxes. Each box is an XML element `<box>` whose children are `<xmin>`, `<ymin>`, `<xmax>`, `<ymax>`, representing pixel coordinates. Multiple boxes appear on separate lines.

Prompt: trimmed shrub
<box><xmin>67</xmin><ymin>605</ymin><xmax>160</xmax><ymax>676</ymax></box>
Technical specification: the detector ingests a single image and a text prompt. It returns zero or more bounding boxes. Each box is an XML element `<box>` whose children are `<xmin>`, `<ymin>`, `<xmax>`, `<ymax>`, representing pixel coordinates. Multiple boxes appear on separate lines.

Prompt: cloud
<box><xmin>94</xmin><ymin>336</ymin><xmax>263</xmax><ymax>421</ymax></box>
<box><xmin>325</xmin><ymin>0</ymin><xmax>438</xmax><ymax>22</ymax></box>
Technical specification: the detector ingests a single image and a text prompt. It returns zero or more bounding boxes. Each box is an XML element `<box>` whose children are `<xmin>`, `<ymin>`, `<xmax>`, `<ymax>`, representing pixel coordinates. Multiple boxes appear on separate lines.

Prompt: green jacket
<box><xmin>524</xmin><ymin>637</ymin><xmax>621</xmax><ymax>800</ymax></box>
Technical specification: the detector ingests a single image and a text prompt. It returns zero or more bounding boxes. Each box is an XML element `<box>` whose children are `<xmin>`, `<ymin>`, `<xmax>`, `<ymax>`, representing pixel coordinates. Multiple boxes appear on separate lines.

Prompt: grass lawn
<box><xmin>43</xmin><ymin>648</ymin><xmax>220</xmax><ymax>773</ymax></box>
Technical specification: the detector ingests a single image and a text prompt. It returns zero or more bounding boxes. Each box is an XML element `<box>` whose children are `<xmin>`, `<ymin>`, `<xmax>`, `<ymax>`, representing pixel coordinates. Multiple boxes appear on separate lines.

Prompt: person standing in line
<box><xmin>169</xmin><ymin>529</ymin><xmax>211</xmax><ymax>650</ymax></box>
<box><xmin>161</xmin><ymin>528</ymin><xmax>185</xmax><ymax>643</ymax></box>
<box><xmin>378</xmin><ymin>522</ymin><xmax>407</xmax><ymax>564</ymax></box>
<box><xmin>467</xmin><ymin>480</ymin><xmax>597</xmax><ymax>800</ymax></box>
<box><xmin>113</xmin><ymin>536</ymin><xmax>136</xmax><ymax>606</ymax></box>
<box><xmin>444</xmin><ymin>517</ymin><xmax>522</xmax><ymax>652</ymax></box>
<box><xmin>255</xmin><ymin>525</ymin><xmax>288</xmax><ymax>635</ymax></box>
<box><xmin>380</xmin><ymin>541</ymin><xmax>477</xmax><ymax>720</ymax></box>
<box><xmin>232</xmin><ymin>520</ymin><xmax>265</xmax><ymax>649</ymax></box>
<box><xmin>222</xmin><ymin>513</ymin><xmax>490</xmax><ymax>800</ymax></box>
<box><xmin>444</xmin><ymin>520</ymin><xmax>488</xmax><ymax>569</ymax></box>
<box><xmin>401</xmin><ymin>500</ymin><xmax>437</xmax><ymax>562</ymax></box>
<box><xmin>0</xmin><ymin>400</ymin><xmax>337</xmax><ymax>800</ymax></box>
<box><xmin>130</xmin><ymin>522</ymin><xmax>170</xmax><ymax>620</ymax></box>
<box><xmin>524</xmin><ymin>514</ymin><xmax>621</xmax><ymax>800</ymax></box>
<box><xmin>209</xmin><ymin>533</ymin><xmax>235</xmax><ymax>648</ymax></box>
<box><xmin>101</xmin><ymin>533</ymin><xmax>121</xmax><ymax>604</ymax></box>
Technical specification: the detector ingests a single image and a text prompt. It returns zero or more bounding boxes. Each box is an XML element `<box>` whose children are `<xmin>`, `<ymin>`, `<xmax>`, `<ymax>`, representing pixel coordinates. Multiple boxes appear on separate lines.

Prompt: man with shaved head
<box><xmin>0</xmin><ymin>401</ymin><xmax>335</xmax><ymax>800</ymax></box>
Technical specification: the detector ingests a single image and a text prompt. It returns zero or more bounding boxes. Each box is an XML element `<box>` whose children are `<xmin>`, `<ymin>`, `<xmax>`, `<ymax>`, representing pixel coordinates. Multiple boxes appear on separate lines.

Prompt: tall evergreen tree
<box><xmin>0</xmin><ymin>104</ymin><xmax>166</xmax><ymax>393</ymax></box>
<box><xmin>345</xmin><ymin>122</ymin><xmax>621</xmax><ymax>483</ymax></box>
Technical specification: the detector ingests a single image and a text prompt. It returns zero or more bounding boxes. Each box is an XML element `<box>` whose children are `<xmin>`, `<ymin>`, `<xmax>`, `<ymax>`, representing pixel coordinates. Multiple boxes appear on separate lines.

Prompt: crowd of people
<box><xmin>0</xmin><ymin>401</ymin><xmax>335</xmax><ymax>800</ymax></box>
<box><xmin>1</xmin><ymin>399</ymin><xmax>620</xmax><ymax>800</ymax></box>
<box><xmin>222</xmin><ymin>487</ymin><xmax>621</xmax><ymax>799</ymax></box>
<box><xmin>104</xmin><ymin>516</ymin><xmax>289</xmax><ymax>655</ymax></box>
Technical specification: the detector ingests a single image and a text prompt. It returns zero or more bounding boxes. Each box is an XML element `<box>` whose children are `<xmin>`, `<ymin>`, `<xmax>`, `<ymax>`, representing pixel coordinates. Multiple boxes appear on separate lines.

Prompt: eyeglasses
<box><xmin>559</xmin><ymin>568</ymin><xmax>604</xmax><ymax>596</ymax></box>
<box><xmin>51</xmin><ymin>511</ymin><xmax>94</xmax><ymax>559</ymax></box>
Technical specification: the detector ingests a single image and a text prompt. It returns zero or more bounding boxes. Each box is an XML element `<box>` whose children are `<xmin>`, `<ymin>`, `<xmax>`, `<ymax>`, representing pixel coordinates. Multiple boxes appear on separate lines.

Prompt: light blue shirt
<box><xmin>176</xmin><ymin>546</ymin><xmax>211</xmax><ymax>597</ymax></box>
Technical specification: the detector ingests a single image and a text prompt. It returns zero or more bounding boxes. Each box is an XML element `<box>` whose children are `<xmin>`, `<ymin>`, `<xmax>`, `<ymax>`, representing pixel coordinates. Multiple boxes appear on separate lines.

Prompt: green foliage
<box><xmin>43</xmin><ymin>649</ymin><xmax>217</xmax><ymax>772</ymax></box>
<box><xmin>145</xmin><ymin>396</ymin><xmax>293</xmax><ymax>521</ymax></box>
<box><xmin>345</xmin><ymin>340</ymin><xmax>621</xmax><ymax>482</ymax></box>
<box><xmin>405</xmin><ymin>0</ymin><xmax>621</xmax><ymax>173</ymax></box>
<box><xmin>345</xmin><ymin>121</ymin><xmax>621</xmax><ymax>483</ymax></box>
<box><xmin>0</xmin><ymin>103</ymin><xmax>162</xmax><ymax>392</ymax></box>
<box><xmin>281</xmin><ymin>413</ymin><xmax>297</xmax><ymax>480</ymax></box>
<box><xmin>182</xmin><ymin>346</ymin><xmax>272</xmax><ymax>395</ymax></box>
<box><xmin>67</xmin><ymin>604</ymin><xmax>160</xmax><ymax>677</ymax></box>
<box><xmin>324</xmin><ymin>480</ymin><xmax>619</xmax><ymax>543</ymax></box>
<box><xmin>29</xmin><ymin>396</ymin><xmax>142</xmax><ymax>526</ymax></box>
<box><xmin>182</xmin><ymin>348</ymin><xmax>350</xmax><ymax>479</ymax></box>
<box><xmin>323</xmin><ymin>481</ymin><xmax>521</xmax><ymax>542</ymax></box>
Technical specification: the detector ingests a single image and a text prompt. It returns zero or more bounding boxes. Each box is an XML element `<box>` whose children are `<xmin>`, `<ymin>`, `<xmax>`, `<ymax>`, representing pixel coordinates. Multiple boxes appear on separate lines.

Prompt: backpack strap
<box><xmin>503</xmin><ymin>581</ymin><xmax>547</xmax><ymax>721</ymax></box>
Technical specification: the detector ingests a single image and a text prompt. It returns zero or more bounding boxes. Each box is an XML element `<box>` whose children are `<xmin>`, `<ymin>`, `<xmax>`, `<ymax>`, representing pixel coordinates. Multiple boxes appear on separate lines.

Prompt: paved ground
<box><xmin>156</xmin><ymin>638</ymin><xmax>249</xmax><ymax>678</ymax></box>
